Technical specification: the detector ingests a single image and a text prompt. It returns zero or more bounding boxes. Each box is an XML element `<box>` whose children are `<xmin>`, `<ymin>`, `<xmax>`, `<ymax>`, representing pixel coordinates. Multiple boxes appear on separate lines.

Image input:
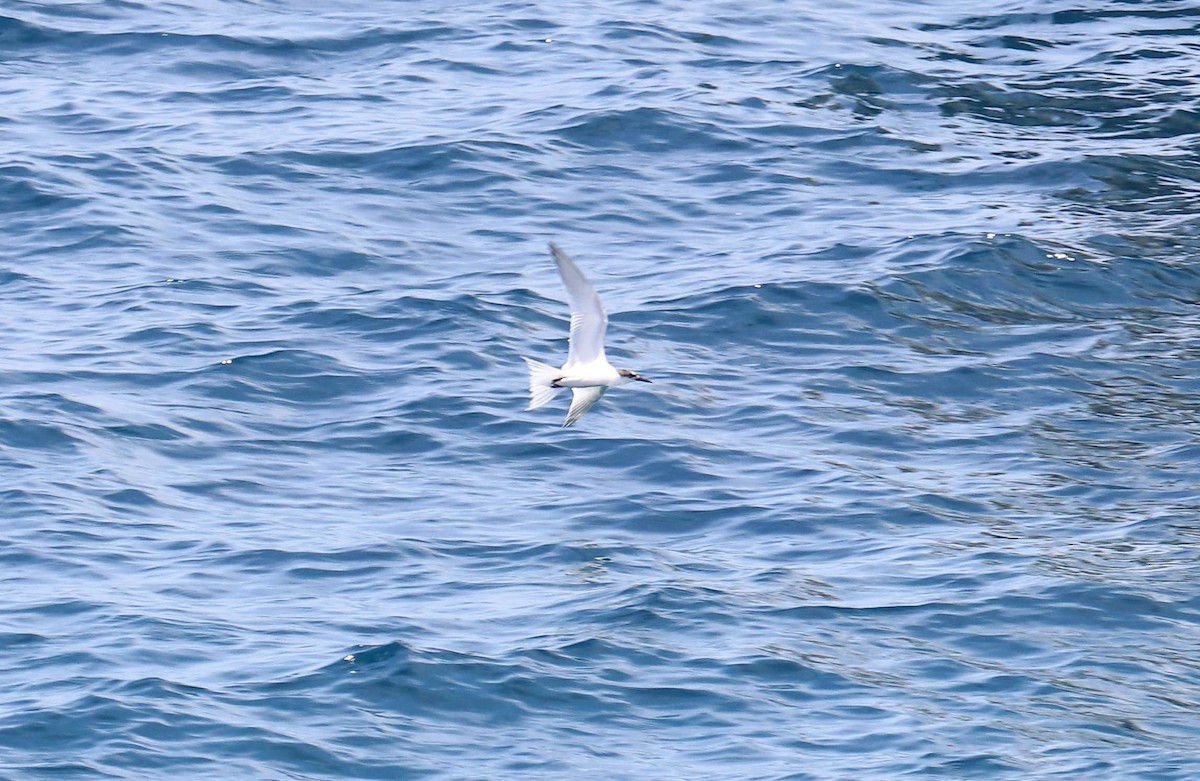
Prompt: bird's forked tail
<box><xmin>523</xmin><ymin>358</ymin><xmax>560</xmax><ymax>411</ymax></box>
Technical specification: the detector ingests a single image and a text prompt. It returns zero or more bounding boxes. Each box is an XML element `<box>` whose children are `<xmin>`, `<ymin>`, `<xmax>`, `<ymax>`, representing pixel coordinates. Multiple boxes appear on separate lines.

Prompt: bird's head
<box><xmin>618</xmin><ymin>368</ymin><xmax>652</xmax><ymax>384</ymax></box>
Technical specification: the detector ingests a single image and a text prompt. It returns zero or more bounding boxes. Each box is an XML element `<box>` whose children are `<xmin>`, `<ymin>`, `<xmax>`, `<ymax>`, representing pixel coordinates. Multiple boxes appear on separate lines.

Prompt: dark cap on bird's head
<box><xmin>619</xmin><ymin>369</ymin><xmax>652</xmax><ymax>383</ymax></box>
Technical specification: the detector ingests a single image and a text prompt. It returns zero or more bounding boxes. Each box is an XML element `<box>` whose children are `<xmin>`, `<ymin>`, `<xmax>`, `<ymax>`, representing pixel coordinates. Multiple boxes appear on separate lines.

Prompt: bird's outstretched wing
<box><xmin>549</xmin><ymin>243</ymin><xmax>608</xmax><ymax>367</ymax></box>
<box><xmin>564</xmin><ymin>387</ymin><xmax>606</xmax><ymax>427</ymax></box>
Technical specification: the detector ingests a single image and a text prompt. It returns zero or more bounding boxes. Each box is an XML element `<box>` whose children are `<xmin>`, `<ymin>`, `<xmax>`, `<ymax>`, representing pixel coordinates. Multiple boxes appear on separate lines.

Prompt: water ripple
<box><xmin>2</xmin><ymin>0</ymin><xmax>1199</xmax><ymax>779</ymax></box>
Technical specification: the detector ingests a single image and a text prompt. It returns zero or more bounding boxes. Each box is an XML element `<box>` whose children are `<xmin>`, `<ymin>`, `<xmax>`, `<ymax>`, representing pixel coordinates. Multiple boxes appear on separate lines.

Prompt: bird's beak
<box><xmin>637</xmin><ymin>376</ymin><xmax>652</xmax><ymax>383</ymax></box>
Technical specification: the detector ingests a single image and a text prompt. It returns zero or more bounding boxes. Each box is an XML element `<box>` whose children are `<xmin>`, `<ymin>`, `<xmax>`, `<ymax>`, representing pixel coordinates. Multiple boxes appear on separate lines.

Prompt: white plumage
<box><xmin>523</xmin><ymin>244</ymin><xmax>651</xmax><ymax>427</ymax></box>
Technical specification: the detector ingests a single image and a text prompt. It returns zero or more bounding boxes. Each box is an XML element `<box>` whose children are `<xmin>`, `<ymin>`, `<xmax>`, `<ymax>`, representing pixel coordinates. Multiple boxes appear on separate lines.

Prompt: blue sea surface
<box><xmin>2</xmin><ymin>0</ymin><xmax>1199</xmax><ymax>778</ymax></box>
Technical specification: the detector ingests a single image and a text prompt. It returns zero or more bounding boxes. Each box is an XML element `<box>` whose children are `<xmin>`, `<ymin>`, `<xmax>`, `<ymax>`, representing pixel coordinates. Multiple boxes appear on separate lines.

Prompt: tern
<box><xmin>524</xmin><ymin>244</ymin><xmax>651</xmax><ymax>427</ymax></box>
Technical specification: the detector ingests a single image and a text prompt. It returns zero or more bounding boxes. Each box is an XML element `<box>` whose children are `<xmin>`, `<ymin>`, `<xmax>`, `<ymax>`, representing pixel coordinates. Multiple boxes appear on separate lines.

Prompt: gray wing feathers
<box><xmin>550</xmin><ymin>243</ymin><xmax>608</xmax><ymax>366</ymax></box>
<box><xmin>563</xmin><ymin>387</ymin><xmax>606</xmax><ymax>427</ymax></box>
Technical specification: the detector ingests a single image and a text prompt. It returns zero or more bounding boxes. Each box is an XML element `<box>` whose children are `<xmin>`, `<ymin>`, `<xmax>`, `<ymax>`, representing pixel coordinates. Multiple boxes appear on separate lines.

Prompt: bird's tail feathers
<box><xmin>523</xmin><ymin>357</ymin><xmax>560</xmax><ymax>410</ymax></box>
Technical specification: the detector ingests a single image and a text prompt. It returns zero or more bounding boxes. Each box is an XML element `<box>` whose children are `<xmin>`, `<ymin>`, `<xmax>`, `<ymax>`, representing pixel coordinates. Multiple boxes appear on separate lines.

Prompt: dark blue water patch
<box><xmin>0</xmin><ymin>267</ymin><xmax>37</xmax><ymax>292</ymax></box>
<box><xmin>0</xmin><ymin>163</ymin><xmax>88</xmax><ymax>215</ymax></box>
<box><xmin>294</xmin><ymin>143</ymin><xmax>495</xmax><ymax>181</ymax></box>
<box><xmin>3</xmin><ymin>685</ymin><xmax>382</xmax><ymax>779</ymax></box>
<box><xmin>275</xmin><ymin>421</ymin><xmax>444</xmax><ymax>456</ymax></box>
<box><xmin>554</xmin><ymin>106</ymin><xmax>751</xmax><ymax>154</ymax></box>
<box><xmin>938</xmin><ymin>81</ymin><xmax>1103</xmax><ymax>128</ymax></box>
<box><xmin>217</xmin><ymin>546</ymin><xmax>409</xmax><ymax>585</ymax></box>
<box><xmin>0</xmin><ymin>14</ymin><xmax>55</xmax><ymax>49</ymax></box>
<box><xmin>1</xmin><ymin>11</ymin><xmax>457</xmax><ymax>64</ymax></box>
<box><xmin>1110</xmin><ymin>107</ymin><xmax>1200</xmax><ymax>140</ymax></box>
<box><xmin>332</xmin><ymin>628</ymin><xmax>785</xmax><ymax>739</ymax></box>
<box><xmin>163</xmin><ymin>70</ymin><xmax>297</xmax><ymax>99</ymax></box>
<box><xmin>185</xmin><ymin>349</ymin><xmax>367</xmax><ymax>405</ymax></box>
<box><xmin>335</xmin><ymin>641</ymin><xmax>589</xmax><ymax>723</ymax></box>
<box><xmin>810</xmin><ymin>64</ymin><xmax>934</xmax><ymax>119</ymax></box>
<box><xmin>195</xmin><ymin>139</ymin><xmax>542</xmax><ymax>199</ymax></box>
<box><xmin>1067</xmin><ymin>154</ymin><xmax>1200</xmax><ymax>216</ymax></box>
<box><xmin>115</xmin><ymin>323</ymin><xmax>223</xmax><ymax>352</ymax></box>
<box><xmin>241</xmin><ymin>247</ymin><xmax>387</xmax><ymax>278</ymax></box>
<box><xmin>100</xmin><ymin>487</ymin><xmax>161</xmax><ymax>508</ymax></box>
<box><xmin>873</xmin><ymin>235</ymin><xmax>1174</xmax><ymax>327</ymax></box>
<box><xmin>642</xmin><ymin>282</ymin><xmax>889</xmax><ymax>369</ymax></box>
<box><xmin>0</xmin><ymin>418</ymin><xmax>84</xmax><ymax>452</ymax></box>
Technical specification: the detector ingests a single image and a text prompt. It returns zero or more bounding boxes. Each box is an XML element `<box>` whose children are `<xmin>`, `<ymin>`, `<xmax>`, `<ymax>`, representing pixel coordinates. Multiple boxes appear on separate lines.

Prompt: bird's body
<box><xmin>552</xmin><ymin>365</ymin><xmax>623</xmax><ymax>388</ymax></box>
<box><xmin>524</xmin><ymin>244</ymin><xmax>650</xmax><ymax>427</ymax></box>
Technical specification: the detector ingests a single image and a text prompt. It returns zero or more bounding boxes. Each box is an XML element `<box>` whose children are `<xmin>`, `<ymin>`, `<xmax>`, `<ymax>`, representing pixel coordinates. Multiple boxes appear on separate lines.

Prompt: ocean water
<box><xmin>2</xmin><ymin>0</ymin><xmax>1199</xmax><ymax>778</ymax></box>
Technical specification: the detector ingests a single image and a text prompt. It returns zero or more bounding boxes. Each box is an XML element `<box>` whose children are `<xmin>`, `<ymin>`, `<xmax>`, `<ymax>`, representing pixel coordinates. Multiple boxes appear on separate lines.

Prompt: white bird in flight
<box><xmin>524</xmin><ymin>244</ymin><xmax>651</xmax><ymax>427</ymax></box>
